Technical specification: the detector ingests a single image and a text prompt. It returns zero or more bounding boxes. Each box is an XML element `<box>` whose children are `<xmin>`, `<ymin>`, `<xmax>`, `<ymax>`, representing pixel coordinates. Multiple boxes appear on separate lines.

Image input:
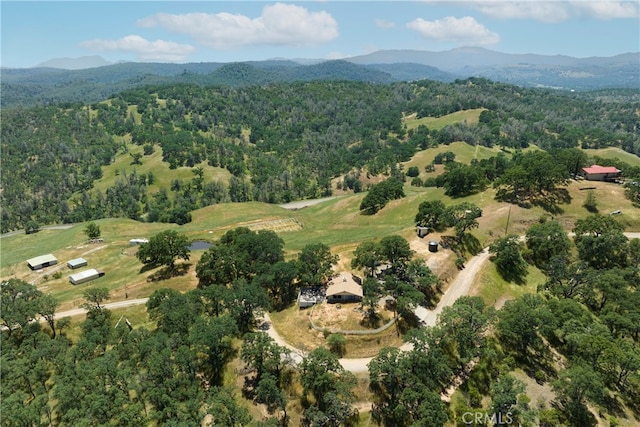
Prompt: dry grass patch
<box><xmin>511</xmin><ymin>369</ymin><xmax>555</xmax><ymax>412</ymax></box>
<box><xmin>310</xmin><ymin>301</ymin><xmax>394</xmax><ymax>331</ymax></box>
<box><xmin>269</xmin><ymin>304</ymin><xmax>404</xmax><ymax>358</ymax></box>
<box><xmin>403</xmin><ymin>109</ymin><xmax>484</xmax><ymax>131</ymax></box>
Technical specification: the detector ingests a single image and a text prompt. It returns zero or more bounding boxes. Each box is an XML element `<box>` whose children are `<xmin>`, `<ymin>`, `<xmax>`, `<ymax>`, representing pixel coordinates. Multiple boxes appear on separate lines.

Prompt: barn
<box><xmin>581</xmin><ymin>165</ymin><xmax>622</xmax><ymax>182</ymax></box>
<box><xmin>69</xmin><ymin>268</ymin><xmax>105</xmax><ymax>285</ymax></box>
<box><xmin>27</xmin><ymin>254</ymin><xmax>58</xmax><ymax>270</ymax></box>
<box><xmin>67</xmin><ymin>258</ymin><xmax>88</xmax><ymax>269</ymax></box>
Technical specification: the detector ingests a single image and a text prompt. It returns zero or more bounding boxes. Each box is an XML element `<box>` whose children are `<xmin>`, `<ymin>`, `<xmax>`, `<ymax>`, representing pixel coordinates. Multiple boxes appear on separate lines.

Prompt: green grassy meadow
<box><xmin>93</xmin><ymin>143</ymin><xmax>231</xmax><ymax>194</ymax></box>
<box><xmin>403</xmin><ymin>109</ymin><xmax>484</xmax><ymax>131</ymax></box>
<box><xmin>585</xmin><ymin>147</ymin><xmax>640</xmax><ymax>165</ymax></box>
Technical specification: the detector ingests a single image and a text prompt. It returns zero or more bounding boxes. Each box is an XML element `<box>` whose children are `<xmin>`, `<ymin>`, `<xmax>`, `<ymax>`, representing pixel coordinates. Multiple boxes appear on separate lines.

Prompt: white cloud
<box><xmin>137</xmin><ymin>3</ymin><xmax>339</xmax><ymax>49</ymax></box>
<box><xmin>375</xmin><ymin>18</ymin><xmax>397</xmax><ymax>29</ymax></box>
<box><xmin>461</xmin><ymin>1</ymin><xmax>638</xmax><ymax>22</ymax></box>
<box><xmin>571</xmin><ymin>1</ymin><xmax>640</xmax><ymax>19</ymax></box>
<box><xmin>407</xmin><ymin>16</ymin><xmax>500</xmax><ymax>45</ymax></box>
<box><xmin>465</xmin><ymin>1</ymin><xmax>571</xmax><ymax>23</ymax></box>
<box><xmin>81</xmin><ymin>35</ymin><xmax>195</xmax><ymax>61</ymax></box>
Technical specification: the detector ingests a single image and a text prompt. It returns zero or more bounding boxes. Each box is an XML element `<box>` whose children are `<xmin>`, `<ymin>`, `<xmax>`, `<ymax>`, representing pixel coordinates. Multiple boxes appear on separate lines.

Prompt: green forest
<box><xmin>2</xmin><ymin>78</ymin><xmax>639</xmax><ymax>233</ymax></box>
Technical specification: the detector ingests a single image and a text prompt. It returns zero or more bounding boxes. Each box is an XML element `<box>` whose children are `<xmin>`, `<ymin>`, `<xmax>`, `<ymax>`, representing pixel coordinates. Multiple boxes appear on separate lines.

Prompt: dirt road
<box><xmin>49</xmin><ymin>233</ymin><xmax>639</xmax><ymax>374</ymax></box>
<box><xmin>51</xmin><ymin>298</ymin><xmax>149</xmax><ymax>320</ymax></box>
<box><xmin>278</xmin><ymin>196</ymin><xmax>339</xmax><ymax>210</ymax></box>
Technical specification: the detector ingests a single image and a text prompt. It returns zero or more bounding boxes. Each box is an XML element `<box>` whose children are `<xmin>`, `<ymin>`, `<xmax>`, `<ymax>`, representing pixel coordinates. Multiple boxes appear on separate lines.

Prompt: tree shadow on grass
<box><xmin>138</xmin><ymin>263</ymin><xmax>157</xmax><ymax>274</ymax></box>
<box><xmin>505</xmin><ymin>341</ymin><xmax>557</xmax><ymax>385</ymax></box>
<box><xmin>360</xmin><ymin>311</ymin><xmax>383</xmax><ymax>329</ymax></box>
<box><xmin>531</xmin><ymin>188</ymin><xmax>572</xmax><ymax>215</ymax></box>
<box><xmin>492</xmin><ymin>258</ymin><xmax>528</xmax><ymax>285</ymax></box>
<box><xmin>440</xmin><ymin>234</ymin><xmax>482</xmax><ymax>258</ymax></box>
<box><xmin>461</xmin><ymin>233</ymin><xmax>483</xmax><ymax>256</ymax></box>
<box><xmin>600</xmin><ymin>393</ymin><xmax>628</xmax><ymax>420</ymax></box>
<box><xmin>397</xmin><ymin>312</ymin><xmax>421</xmax><ymax>336</ymax></box>
<box><xmin>618</xmin><ymin>385</ymin><xmax>640</xmax><ymax>419</ymax></box>
<box><xmin>146</xmin><ymin>263</ymin><xmax>191</xmax><ymax>282</ymax></box>
<box><xmin>495</xmin><ymin>188</ymin><xmax>572</xmax><ymax>215</ymax></box>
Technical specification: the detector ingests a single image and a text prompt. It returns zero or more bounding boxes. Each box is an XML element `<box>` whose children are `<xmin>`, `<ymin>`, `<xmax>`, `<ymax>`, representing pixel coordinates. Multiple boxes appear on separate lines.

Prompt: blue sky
<box><xmin>2</xmin><ymin>1</ymin><xmax>639</xmax><ymax>68</ymax></box>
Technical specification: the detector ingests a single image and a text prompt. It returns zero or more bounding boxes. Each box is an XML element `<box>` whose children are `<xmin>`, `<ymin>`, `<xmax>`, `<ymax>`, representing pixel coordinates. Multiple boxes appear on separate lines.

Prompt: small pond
<box><xmin>189</xmin><ymin>241</ymin><xmax>212</xmax><ymax>251</ymax></box>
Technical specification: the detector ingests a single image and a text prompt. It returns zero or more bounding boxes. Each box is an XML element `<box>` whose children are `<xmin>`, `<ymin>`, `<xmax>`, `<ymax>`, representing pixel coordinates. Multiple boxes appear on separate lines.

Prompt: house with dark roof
<box><xmin>581</xmin><ymin>165</ymin><xmax>622</xmax><ymax>182</ymax></box>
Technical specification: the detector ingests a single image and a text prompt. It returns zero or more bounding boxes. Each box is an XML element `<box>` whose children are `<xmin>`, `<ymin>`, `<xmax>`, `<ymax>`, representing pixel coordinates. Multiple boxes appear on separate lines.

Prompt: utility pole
<box><xmin>505</xmin><ymin>205</ymin><xmax>512</xmax><ymax>236</ymax></box>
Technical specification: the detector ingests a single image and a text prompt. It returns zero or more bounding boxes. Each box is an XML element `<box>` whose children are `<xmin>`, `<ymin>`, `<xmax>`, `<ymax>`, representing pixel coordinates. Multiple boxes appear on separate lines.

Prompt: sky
<box><xmin>2</xmin><ymin>1</ymin><xmax>639</xmax><ymax>68</ymax></box>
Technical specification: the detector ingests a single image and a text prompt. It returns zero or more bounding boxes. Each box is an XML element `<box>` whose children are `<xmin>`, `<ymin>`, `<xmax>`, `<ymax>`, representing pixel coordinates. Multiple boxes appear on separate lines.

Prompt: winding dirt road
<box><xmin>50</xmin><ymin>232</ymin><xmax>640</xmax><ymax>374</ymax></box>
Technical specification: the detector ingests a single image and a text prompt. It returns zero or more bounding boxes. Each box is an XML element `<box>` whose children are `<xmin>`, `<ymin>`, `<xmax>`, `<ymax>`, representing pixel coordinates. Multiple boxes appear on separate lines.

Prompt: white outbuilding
<box><xmin>69</xmin><ymin>268</ymin><xmax>105</xmax><ymax>285</ymax></box>
<box><xmin>27</xmin><ymin>254</ymin><xmax>58</xmax><ymax>270</ymax></box>
<box><xmin>129</xmin><ymin>238</ymin><xmax>149</xmax><ymax>246</ymax></box>
<box><xmin>67</xmin><ymin>258</ymin><xmax>88</xmax><ymax>269</ymax></box>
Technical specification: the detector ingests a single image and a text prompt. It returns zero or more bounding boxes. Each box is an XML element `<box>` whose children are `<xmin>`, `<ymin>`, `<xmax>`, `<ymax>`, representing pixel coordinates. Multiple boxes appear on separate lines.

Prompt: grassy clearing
<box><xmin>470</xmin><ymin>261</ymin><xmax>545</xmax><ymax>308</ymax></box>
<box><xmin>93</xmin><ymin>143</ymin><xmax>231</xmax><ymax>194</ymax></box>
<box><xmin>585</xmin><ymin>147</ymin><xmax>640</xmax><ymax>166</ymax></box>
<box><xmin>403</xmin><ymin>109</ymin><xmax>484</xmax><ymax>131</ymax></box>
<box><xmin>1</xmin><ymin>217</ymin><xmax>208</xmax><ymax>312</ymax></box>
<box><xmin>403</xmin><ymin>141</ymin><xmax>504</xmax><ymax>180</ymax></box>
<box><xmin>4</xmin><ymin>175</ymin><xmax>638</xmax><ymax>315</ymax></box>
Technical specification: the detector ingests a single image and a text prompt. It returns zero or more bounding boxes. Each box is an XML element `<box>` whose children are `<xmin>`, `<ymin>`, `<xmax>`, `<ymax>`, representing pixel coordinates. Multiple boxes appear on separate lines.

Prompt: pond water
<box><xmin>189</xmin><ymin>241</ymin><xmax>212</xmax><ymax>251</ymax></box>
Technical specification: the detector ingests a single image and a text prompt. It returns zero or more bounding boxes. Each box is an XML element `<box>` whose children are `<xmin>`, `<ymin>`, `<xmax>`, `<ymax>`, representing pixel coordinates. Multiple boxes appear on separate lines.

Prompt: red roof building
<box><xmin>581</xmin><ymin>165</ymin><xmax>622</xmax><ymax>181</ymax></box>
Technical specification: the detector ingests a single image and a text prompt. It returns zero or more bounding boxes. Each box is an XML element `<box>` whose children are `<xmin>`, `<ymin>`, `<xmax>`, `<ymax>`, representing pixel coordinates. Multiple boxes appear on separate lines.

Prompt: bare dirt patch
<box><xmin>409</xmin><ymin>235</ymin><xmax>459</xmax><ymax>286</ymax></box>
<box><xmin>310</xmin><ymin>301</ymin><xmax>394</xmax><ymax>331</ymax></box>
<box><xmin>269</xmin><ymin>304</ymin><xmax>403</xmax><ymax>358</ymax></box>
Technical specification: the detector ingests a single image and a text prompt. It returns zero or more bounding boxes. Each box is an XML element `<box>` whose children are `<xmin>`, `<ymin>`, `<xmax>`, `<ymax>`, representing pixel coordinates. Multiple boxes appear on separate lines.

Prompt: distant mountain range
<box><xmin>2</xmin><ymin>47</ymin><xmax>638</xmax><ymax>107</ymax></box>
<box><xmin>35</xmin><ymin>55</ymin><xmax>115</xmax><ymax>70</ymax></box>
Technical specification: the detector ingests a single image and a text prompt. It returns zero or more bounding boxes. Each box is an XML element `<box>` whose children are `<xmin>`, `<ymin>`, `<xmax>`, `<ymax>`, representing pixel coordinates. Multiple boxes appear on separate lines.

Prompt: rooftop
<box><xmin>326</xmin><ymin>273</ymin><xmax>363</xmax><ymax>298</ymax></box>
<box><xmin>582</xmin><ymin>165</ymin><xmax>621</xmax><ymax>175</ymax></box>
<box><xmin>27</xmin><ymin>254</ymin><xmax>57</xmax><ymax>266</ymax></box>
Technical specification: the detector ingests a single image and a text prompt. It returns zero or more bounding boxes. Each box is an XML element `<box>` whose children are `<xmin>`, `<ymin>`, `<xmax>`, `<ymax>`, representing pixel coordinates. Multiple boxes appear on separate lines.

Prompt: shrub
<box><xmin>327</xmin><ymin>333</ymin><xmax>347</xmax><ymax>357</ymax></box>
<box><xmin>406</xmin><ymin>166</ymin><xmax>420</xmax><ymax>177</ymax></box>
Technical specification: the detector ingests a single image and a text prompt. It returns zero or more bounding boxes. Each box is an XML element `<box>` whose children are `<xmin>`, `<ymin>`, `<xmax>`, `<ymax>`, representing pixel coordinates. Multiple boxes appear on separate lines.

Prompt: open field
<box><xmin>3</xmin><ymin>172</ymin><xmax>639</xmax><ymax>315</ymax></box>
<box><xmin>402</xmin><ymin>141</ymin><xmax>504</xmax><ymax>180</ymax></box>
<box><xmin>92</xmin><ymin>143</ymin><xmax>232</xmax><ymax>194</ymax></box>
<box><xmin>585</xmin><ymin>147</ymin><xmax>640</xmax><ymax>166</ymax></box>
<box><xmin>469</xmin><ymin>261</ymin><xmax>546</xmax><ymax>308</ymax></box>
<box><xmin>403</xmin><ymin>109</ymin><xmax>485</xmax><ymax>131</ymax></box>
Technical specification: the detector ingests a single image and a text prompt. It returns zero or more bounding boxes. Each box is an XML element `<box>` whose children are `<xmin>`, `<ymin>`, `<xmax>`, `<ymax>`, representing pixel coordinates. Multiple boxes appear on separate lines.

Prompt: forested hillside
<box><xmin>2</xmin><ymin>78</ymin><xmax>639</xmax><ymax>232</ymax></box>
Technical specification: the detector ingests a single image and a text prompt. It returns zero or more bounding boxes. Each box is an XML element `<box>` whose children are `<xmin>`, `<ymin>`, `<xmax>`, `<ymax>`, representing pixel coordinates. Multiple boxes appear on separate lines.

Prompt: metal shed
<box><xmin>67</xmin><ymin>258</ymin><xmax>88</xmax><ymax>269</ymax></box>
<box><xmin>129</xmin><ymin>238</ymin><xmax>149</xmax><ymax>246</ymax></box>
<box><xmin>27</xmin><ymin>254</ymin><xmax>58</xmax><ymax>270</ymax></box>
<box><xmin>417</xmin><ymin>226</ymin><xmax>429</xmax><ymax>238</ymax></box>
<box><xmin>69</xmin><ymin>268</ymin><xmax>105</xmax><ymax>285</ymax></box>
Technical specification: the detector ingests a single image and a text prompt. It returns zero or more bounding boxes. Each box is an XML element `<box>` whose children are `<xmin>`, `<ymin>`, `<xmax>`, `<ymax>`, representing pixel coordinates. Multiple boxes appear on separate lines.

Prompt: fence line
<box><xmin>308</xmin><ymin>304</ymin><xmax>397</xmax><ymax>336</ymax></box>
